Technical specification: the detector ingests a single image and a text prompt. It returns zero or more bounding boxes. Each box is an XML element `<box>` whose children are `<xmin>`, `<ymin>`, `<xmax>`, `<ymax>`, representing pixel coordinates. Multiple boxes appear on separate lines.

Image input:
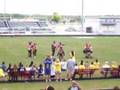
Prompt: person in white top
<box><xmin>66</xmin><ymin>57</ymin><xmax>76</xmax><ymax>80</ymax></box>
<box><xmin>50</xmin><ymin>60</ymin><xmax>55</xmax><ymax>80</ymax></box>
<box><xmin>102</xmin><ymin>61</ymin><xmax>110</xmax><ymax>69</ymax></box>
<box><xmin>68</xmin><ymin>81</ymin><xmax>81</xmax><ymax>90</ymax></box>
<box><xmin>61</xmin><ymin>60</ymin><xmax>67</xmax><ymax>71</ymax></box>
<box><xmin>101</xmin><ymin>61</ymin><xmax>110</xmax><ymax>78</ymax></box>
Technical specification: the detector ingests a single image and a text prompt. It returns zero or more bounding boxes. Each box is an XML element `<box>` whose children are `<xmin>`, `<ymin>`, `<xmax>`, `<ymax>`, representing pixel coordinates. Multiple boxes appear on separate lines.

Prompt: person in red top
<box><xmin>57</xmin><ymin>42</ymin><xmax>64</xmax><ymax>49</ymax></box>
<box><xmin>27</xmin><ymin>41</ymin><xmax>33</xmax><ymax>58</ymax></box>
<box><xmin>57</xmin><ymin>47</ymin><xmax>65</xmax><ymax>61</ymax></box>
<box><xmin>51</xmin><ymin>41</ymin><xmax>57</xmax><ymax>57</ymax></box>
<box><xmin>83</xmin><ymin>42</ymin><xmax>93</xmax><ymax>58</ymax></box>
<box><xmin>32</xmin><ymin>43</ymin><xmax>37</xmax><ymax>58</ymax></box>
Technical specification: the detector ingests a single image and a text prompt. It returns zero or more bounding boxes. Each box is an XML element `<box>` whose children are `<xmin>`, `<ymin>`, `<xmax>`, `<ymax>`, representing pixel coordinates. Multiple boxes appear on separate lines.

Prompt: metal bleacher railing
<box><xmin>0</xmin><ymin>20</ymin><xmax>54</xmax><ymax>35</ymax></box>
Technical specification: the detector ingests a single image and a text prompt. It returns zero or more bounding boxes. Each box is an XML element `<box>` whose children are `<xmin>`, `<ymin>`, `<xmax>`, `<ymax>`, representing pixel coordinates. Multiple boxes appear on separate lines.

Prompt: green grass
<box><xmin>0</xmin><ymin>79</ymin><xmax>120</xmax><ymax>90</ymax></box>
<box><xmin>0</xmin><ymin>36</ymin><xmax>120</xmax><ymax>90</ymax></box>
<box><xmin>0</xmin><ymin>36</ymin><xmax>120</xmax><ymax>64</ymax></box>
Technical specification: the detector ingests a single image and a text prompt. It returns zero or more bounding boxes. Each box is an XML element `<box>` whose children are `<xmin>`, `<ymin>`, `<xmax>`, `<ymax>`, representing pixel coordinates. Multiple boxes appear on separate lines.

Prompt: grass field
<box><xmin>0</xmin><ymin>79</ymin><xmax>120</xmax><ymax>90</ymax></box>
<box><xmin>0</xmin><ymin>36</ymin><xmax>120</xmax><ymax>90</ymax></box>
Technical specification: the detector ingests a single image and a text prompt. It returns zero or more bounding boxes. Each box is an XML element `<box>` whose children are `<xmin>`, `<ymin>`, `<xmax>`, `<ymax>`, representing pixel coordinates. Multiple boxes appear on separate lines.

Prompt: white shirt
<box><xmin>71</xmin><ymin>87</ymin><xmax>79</xmax><ymax>90</ymax></box>
<box><xmin>51</xmin><ymin>64</ymin><xmax>55</xmax><ymax>76</ymax></box>
<box><xmin>61</xmin><ymin>61</ymin><xmax>67</xmax><ymax>70</ymax></box>
<box><xmin>102</xmin><ymin>64</ymin><xmax>110</xmax><ymax>68</ymax></box>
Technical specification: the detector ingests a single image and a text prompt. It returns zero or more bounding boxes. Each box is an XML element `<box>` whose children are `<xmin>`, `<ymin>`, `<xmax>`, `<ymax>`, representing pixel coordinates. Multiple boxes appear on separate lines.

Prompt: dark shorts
<box><xmin>83</xmin><ymin>49</ymin><xmax>92</xmax><ymax>54</ymax></box>
<box><xmin>51</xmin><ymin>75</ymin><xmax>55</xmax><ymax>78</ymax></box>
<box><xmin>33</xmin><ymin>49</ymin><xmax>37</xmax><ymax>56</ymax></box>
<box><xmin>45</xmin><ymin>69</ymin><xmax>51</xmax><ymax>75</ymax></box>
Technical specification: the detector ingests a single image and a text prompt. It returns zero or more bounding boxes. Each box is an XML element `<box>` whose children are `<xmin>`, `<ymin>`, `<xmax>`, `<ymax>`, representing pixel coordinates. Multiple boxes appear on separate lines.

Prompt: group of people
<box><xmin>0</xmin><ymin>41</ymin><xmax>119</xmax><ymax>82</ymax></box>
<box><xmin>45</xmin><ymin>84</ymin><xmax>120</xmax><ymax>90</ymax></box>
<box><xmin>51</xmin><ymin>41</ymin><xmax>93</xmax><ymax>60</ymax></box>
<box><xmin>27</xmin><ymin>41</ymin><xmax>93</xmax><ymax>60</ymax></box>
<box><xmin>0</xmin><ymin>53</ymin><xmax>120</xmax><ymax>82</ymax></box>
<box><xmin>44</xmin><ymin>80</ymin><xmax>81</xmax><ymax>90</ymax></box>
<box><xmin>51</xmin><ymin>41</ymin><xmax>65</xmax><ymax>61</ymax></box>
<box><xmin>27</xmin><ymin>41</ymin><xmax>37</xmax><ymax>58</ymax></box>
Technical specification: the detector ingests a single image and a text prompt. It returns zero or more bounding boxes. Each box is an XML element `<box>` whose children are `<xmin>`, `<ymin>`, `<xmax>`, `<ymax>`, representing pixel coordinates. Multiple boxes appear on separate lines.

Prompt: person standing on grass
<box><xmin>50</xmin><ymin>59</ymin><xmax>56</xmax><ymax>80</ymax></box>
<box><xmin>32</xmin><ymin>43</ymin><xmax>37</xmax><ymax>59</ymax></box>
<box><xmin>1</xmin><ymin>62</ymin><xmax>7</xmax><ymax>72</ymax></box>
<box><xmin>44</xmin><ymin>55</ymin><xmax>52</xmax><ymax>82</ymax></box>
<box><xmin>51</xmin><ymin>41</ymin><xmax>57</xmax><ymax>57</ymax></box>
<box><xmin>0</xmin><ymin>67</ymin><xmax>5</xmax><ymax>78</ymax></box>
<box><xmin>27</xmin><ymin>41</ymin><xmax>33</xmax><ymax>58</ymax></box>
<box><xmin>57</xmin><ymin>42</ymin><xmax>64</xmax><ymax>49</ymax></box>
<box><xmin>55</xmin><ymin>58</ymin><xmax>62</xmax><ymax>82</ymax></box>
<box><xmin>61</xmin><ymin>59</ymin><xmax>67</xmax><ymax>71</ymax></box>
<box><xmin>57</xmin><ymin>47</ymin><xmax>65</xmax><ymax>61</ymax></box>
<box><xmin>69</xmin><ymin>50</ymin><xmax>76</xmax><ymax>62</ymax></box>
<box><xmin>66</xmin><ymin>57</ymin><xmax>76</xmax><ymax>80</ymax></box>
<box><xmin>37</xmin><ymin>64</ymin><xmax>44</xmax><ymax>79</ymax></box>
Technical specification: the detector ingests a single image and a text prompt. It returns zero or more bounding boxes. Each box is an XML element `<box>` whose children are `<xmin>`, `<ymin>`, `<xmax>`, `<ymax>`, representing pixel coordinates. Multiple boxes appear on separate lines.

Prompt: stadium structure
<box><xmin>0</xmin><ymin>15</ymin><xmax>120</xmax><ymax>36</ymax></box>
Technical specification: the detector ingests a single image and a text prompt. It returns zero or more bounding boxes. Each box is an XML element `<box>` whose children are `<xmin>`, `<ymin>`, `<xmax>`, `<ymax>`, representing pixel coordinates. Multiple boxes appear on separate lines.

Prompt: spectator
<box><xmin>7</xmin><ymin>64</ymin><xmax>13</xmax><ymax>80</ymax></box>
<box><xmin>89</xmin><ymin>62</ymin><xmax>95</xmax><ymax>70</ymax></box>
<box><xmin>68</xmin><ymin>80</ymin><xmax>81</xmax><ymax>90</ymax></box>
<box><xmin>61</xmin><ymin>59</ymin><xmax>67</xmax><ymax>71</ymax></box>
<box><xmin>18</xmin><ymin>62</ymin><xmax>23</xmax><ymax>69</ymax></box>
<box><xmin>29</xmin><ymin>65</ymin><xmax>36</xmax><ymax>80</ymax></box>
<box><xmin>89</xmin><ymin>62</ymin><xmax>96</xmax><ymax>78</ymax></box>
<box><xmin>0</xmin><ymin>67</ymin><xmax>5</xmax><ymax>78</ymax></box>
<box><xmin>84</xmin><ymin>61</ymin><xmax>89</xmax><ymax>69</ymax></box>
<box><xmin>55</xmin><ymin>58</ymin><xmax>62</xmax><ymax>81</ymax></box>
<box><xmin>44</xmin><ymin>55</ymin><xmax>52</xmax><ymax>82</ymax></box>
<box><xmin>101</xmin><ymin>61</ymin><xmax>110</xmax><ymax>78</ymax></box>
<box><xmin>1</xmin><ymin>62</ymin><xmax>7</xmax><ymax>72</ymax></box>
<box><xmin>77</xmin><ymin>60</ymin><xmax>85</xmax><ymax>78</ymax></box>
<box><xmin>118</xmin><ymin>65</ymin><xmax>120</xmax><ymax>77</ymax></box>
<box><xmin>18</xmin><ymin>63</ymin><xmax>25</xmax><ymax>80</ymax></box>
<box><xmin>51</xmin><ymin>60</ymin><xmax>55</xmax><ymax>80</ymax></box>
<box><xmin>78</xmin><ymin>60</ymin><xmax>85</xmax><ymax>69</ymax></box>
<box><xmin>13</xmin><ymin>64</ymin><xmax>18</xmax><ymax>81</ymax></box>
<box><xmin>45</xmin><ymin>85</ymin><xmax>55</xmax><ymax>90</ymax></box>
<box><xmin>102</xmin><ymin>61</ymin><xmax>110</xmax><ymax>69</ymax></box>
<box><xmin>111</xmin><ymin>61</ymin><xmax>118</xmax><ymax>69</ymax></box>
<box><xmin>94</xmin><ymin>59</ymin><xmax>100</xmax><ymax>70</ymax></box>
<box><xmin>25</xmin><ymin>65</ymin><xmax>31</xmax><ymax>80</ymax></box>
<box><xmin>66</xmin><ymin>57</ymin><xmax>76</xmax><ymax>80</ymax></box>
<box><xmin>113</xmin><ymin>86</ymin><xmax>120</xmax><ymax>90</ymax></box>
<box><xmin>29</xmin><ymin>61</ymin><xmax>34</xmax><ymax>67</ymax></box>
<box><xmin>69</xmin><ymin>50</ymin><xmax>76</xmax><ymax>62</ymax></box>
<box><xmin>37</xmin><ymin>64</ymin><xmax>44</xmax><ymax>79</ymax></box>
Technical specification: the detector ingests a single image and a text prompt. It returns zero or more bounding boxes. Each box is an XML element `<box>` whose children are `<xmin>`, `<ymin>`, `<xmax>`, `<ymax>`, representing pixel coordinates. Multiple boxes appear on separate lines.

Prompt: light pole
<box><xmin>81</xmin><ymin>0</ymin><xmax>84</xmax><ymax>31</ymax></box>
<box><xmin>4</xmin><ymin>0</ymin><xmax>6</xmax><ymax>20</ymax></box>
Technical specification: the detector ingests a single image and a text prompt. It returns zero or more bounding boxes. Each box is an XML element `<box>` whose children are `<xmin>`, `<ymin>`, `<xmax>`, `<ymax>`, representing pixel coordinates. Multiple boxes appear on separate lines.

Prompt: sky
<box><xmin>0</xmin><ymin>0</ymin><xmax>120</xmax><ymax>15</ymax></box>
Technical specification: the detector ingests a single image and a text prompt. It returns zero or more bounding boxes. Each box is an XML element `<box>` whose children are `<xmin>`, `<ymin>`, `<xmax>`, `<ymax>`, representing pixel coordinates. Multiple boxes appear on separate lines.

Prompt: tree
<box><xmin>51</xmin><ymin>12</ymin><xmax>61</xmax><ymax>23</ymax></box>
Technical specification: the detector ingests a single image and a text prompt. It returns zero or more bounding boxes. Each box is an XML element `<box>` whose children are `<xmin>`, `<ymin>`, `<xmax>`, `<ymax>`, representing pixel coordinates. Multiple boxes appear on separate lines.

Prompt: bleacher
<box><xmin>0</xmin><ymin>21</ymin><xmax>6</xmax><ymax>28</ymax></box>
<box><xmin>0</xmin><ymin>20</ymin><xmax>55</xmax><ymax>35</ymax></box>
<box><xmin>8</xmin><ymin>21</ymin><xmax>39</xmax><ymax>28</ymax></box>
<box><xmin>37</xmin><ymin>21</ymin><xmax>48</xmax><ymax>27</ymax></box>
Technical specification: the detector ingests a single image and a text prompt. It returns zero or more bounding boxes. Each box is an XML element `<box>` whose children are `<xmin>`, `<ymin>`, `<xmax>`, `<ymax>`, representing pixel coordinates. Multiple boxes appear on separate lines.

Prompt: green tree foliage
<box><xmin>51</xmin><ymin>12</ymin><xmax>61</xmax><ymax>23</ymax></box>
